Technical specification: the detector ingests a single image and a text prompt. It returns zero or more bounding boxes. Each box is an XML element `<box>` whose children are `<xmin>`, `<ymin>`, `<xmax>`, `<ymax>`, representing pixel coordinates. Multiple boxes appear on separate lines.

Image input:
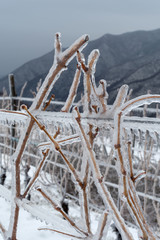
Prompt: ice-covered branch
<box><xmin>94</xmin><ymin>80</ymin><xmax>108</xmax><ymax>113</ymax></box>
<box><xmin>77</xmin><ymin>49</ymin><xmax>100</xmax><ymax>114</ymax></box>
<box><xmin>36</xmin><ymin>187</ymin><xmax>88</xmax><ymax>237</ymax></box>
<box><xmin>113</xmin><ymin>94</ymin><xmax>160</xmax><ymax>239</ymax></box>
<box><xmin>6</xmin><ymin>33</ymin><xmax>89</xmax><ymax>240</ymax></box>
<box><xmin>109</xmin><ymin>84</ymin><xmax>128</xmax><ymax>117</ymax></box>
<box><xmin>61</xmin><ymin>64</ymin><xmax>81</xmax><ymax>112</ymax></box>
<box><xmin>22</xmin><ymin>105</ymin><xmax>84</xmax><ymax>187</ymax></box>
<box><xmin>73</xmin><ymin>107</ymin><xmax>134</xmax><ymax>240</ymax></box>
<box><xmin>127</xmin><ymin>141</ymin><xmax>134</xmax><ymax>180</ymax></box>
<box><xmin>54</xmin><ymin>33</ymin><xmax>62</xmax><ymax>63</ymax></box>
<box><xmin>22</xmin><ymin>104</ymin><xmax>93</xmax><ymax>235</ymax></box>
<box><xmin>0</xmin><ymin>222</ymin><xmax>6</xmax><ymax>239</ymax></box>
<box><xmin>93</xmin><ymin>211</ymin><xmax>111</xmax><ymax>240</ymax></box>
<box><xmin>38</xmin><ymin>134</ymin><xmax>80</xmax><ymax>150</ymax></box>
<box><xmin>43</xmin><ymin>94</ymin><xmax>55</xmax><ymax>111</ymax></box>
<box><xmin>22</xmin><ymin>149</ymin><xmax>49</xmax><ymax>198</ymax></box>
<box><xmin>38</xmin><ymin>228</ymin><xmax>84</xmax><ymax>239</ymax></box>
<box><xmin>30</xmin><ymin>33</ymin><xmax>89</xmax><ymax>111</ymax></box>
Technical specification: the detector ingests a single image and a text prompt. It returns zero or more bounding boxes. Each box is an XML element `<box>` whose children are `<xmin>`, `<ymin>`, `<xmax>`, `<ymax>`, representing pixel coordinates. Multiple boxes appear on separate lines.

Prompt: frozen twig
<box><xmin>54</xmin><ymin>33</ymin><xmax>62</xmax><ymax>63</ymax></box>
<box><xmin>36</xmin><ymin>187</ymin><xmax>88</xmax><ymax>237</ymax></box>
<box><xmin>132</xmin><ymin>170</ymin><xmax>146</xmax><ymax>183</ymax></box>
<box><xmin>153</xmin><ymin>160</ymin><xmax>160</xmax><ymax>228</ymax></box>
<box><xmin>94</xmin><ymin>80</ymin><xmax>108</xmax><ymax>113</ymax></box>
<box><xmin>6</xmin><ymin>33</ymin><xmax>89</xmax><ymax>240</ymax></box>
<box><xmin>109</xmin><ymin>84</ymin><xmax>128</xmax><ymax>116</ymax></box>
<box><xmin>61</xmin><ymin>64</ymin><xmax>81</xmax><ymax>112</ymax></box>
<box><xmin>79</xmin><ymin>158</ymin><xmax>91</xmax><ymax>234</ymax></box>
<box><xmin>21</xmin><ymin>105</ymin><xmax>82</xmax><ymax>184</ymax></box>
<box><xmin>77</xmin><ymin>50</ymin><xmax>100</xmax><ymax>113</ymax></box>
<box><xmin>0</xmin><ymin>222</ymin><xmax>6</xmax><ymax>239</ymax></box>
<box><xmin>93</xmin><ymin>210</ymin><xmax>111</xmax><ymax>240</ymax></box>
<box><xmin>43</xmin><ymin>94</ymin><xmax>55</xmax><ymax>111</ymax></box>
<box><xmin>127</xmin><ymin>141</ymin><xmax>134</xmax><ymax>180</ymax></box>
<box><xmin>38</xmin><ymin>228</ymin><xmax>84</xmax><ymax>239</ymax></box>
<box><xmin>22</xmin><ymin>149</ymin><xmax>49</xmax><ymax>198</ymax></box>
<box><xmin>74</xmin><ymin>107</ymin><xmax>134</xmax><ymax>240</ymax></box>
<box><xmin>30</xmin><ymin>33</ymin><xmax>89</xmax><ymax>111</ymax></box>
<box><xmin>143</xmin><ymin>132</ymin><xmax>153</xmax><ymax>214</ymax></box>
<box><xmin>38</xmin><ymin>134</ymin><xmax>79</xmax><ymax>149</ymax></box>
<box><xmin>79</xmin><ymin>124</ymin><xmax>99</xmax><ymax>234</ymax></box>
<box><xmin>114</xmin><ymin>94</ymin><xmax>160</xmax><ymax>239</ymax></box>
<box><xmin>22</xmin><ymin>104</ymin><xmax>93</xmax><ymax>235</ymax></box>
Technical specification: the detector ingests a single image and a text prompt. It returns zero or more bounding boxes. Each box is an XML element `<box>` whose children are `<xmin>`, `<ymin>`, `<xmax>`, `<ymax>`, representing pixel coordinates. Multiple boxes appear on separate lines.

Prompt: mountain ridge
<box><xmin>1</xmin><ymin>29</ymin><xmax>160</xmax><ymax>103</ymax></box>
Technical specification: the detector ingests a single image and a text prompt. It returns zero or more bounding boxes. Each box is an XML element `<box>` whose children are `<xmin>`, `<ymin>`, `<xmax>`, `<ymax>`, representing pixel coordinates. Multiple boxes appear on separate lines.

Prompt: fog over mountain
<box><xmin>1</xmin><ymin>29</ymin><xmax>160</xmax><ymax>103</ymax></box>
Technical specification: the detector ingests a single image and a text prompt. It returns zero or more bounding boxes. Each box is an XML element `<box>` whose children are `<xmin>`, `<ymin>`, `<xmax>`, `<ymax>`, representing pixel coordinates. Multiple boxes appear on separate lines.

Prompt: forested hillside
<box><xmin>1</xmin><ymin>29</ymin><xmax>160</xmax><ymax>103</ymax></box>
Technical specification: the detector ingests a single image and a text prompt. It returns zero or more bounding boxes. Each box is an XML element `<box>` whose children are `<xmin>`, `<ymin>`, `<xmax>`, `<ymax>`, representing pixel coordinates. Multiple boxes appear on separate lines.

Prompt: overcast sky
<box><xmin>1</xmin><ymin>0</ymin><xmax>160</xmax><ymax>76</ymax></box>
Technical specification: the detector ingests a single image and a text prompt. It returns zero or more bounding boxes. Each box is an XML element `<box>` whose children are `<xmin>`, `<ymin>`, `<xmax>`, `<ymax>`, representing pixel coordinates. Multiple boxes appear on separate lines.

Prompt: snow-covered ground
<box><xmin>0</xmin><ymin>194</ymin><xmax>139</xmax><ymax>240</ymax></box>
<box><xmin>0</xmin><ymin>154</ymin><xmax>140</xmax><ymax>240</ymax></box>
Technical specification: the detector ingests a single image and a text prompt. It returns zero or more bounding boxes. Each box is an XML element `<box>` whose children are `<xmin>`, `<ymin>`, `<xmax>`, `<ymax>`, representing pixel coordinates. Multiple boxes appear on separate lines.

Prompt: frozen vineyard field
<box><xmin>0</xmin><ymin>33</ymin><xmax>160</xmax><ymax>239</ymax></box>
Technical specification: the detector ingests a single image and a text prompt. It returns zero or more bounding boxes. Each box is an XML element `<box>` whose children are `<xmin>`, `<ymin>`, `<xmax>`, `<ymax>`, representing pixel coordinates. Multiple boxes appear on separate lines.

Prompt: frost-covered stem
<box><xmin>43</xmin><ymin>94</ymin><xmax>55</xmax><ymax>111</ymax></box>
<box><xmin>109</xmin><ymin>85</ymin><xmax>128</xmax><ymax>115</ymax></box>
<box><xmin>77</xmin><ymin>52</ymin><xmax>91</xmax><ymax>113</ymax></box>
<box><xmin>127</xmin><ymin>191</ymin><xmax>148</xmax><ymax>238</ymax></box>
<box><xmin>54</xmin><ymin>33</ymin><xmax>62</xmax><ymax>61</ymax></box>
<box><xmin>0</xmin><ymin>222</ymin><xmax>6</xmax><ymax>239</ymax></box>
<box><xmin>88</xmin><ymin>124</ymin><xmax>99</xmax><ymax>147</ymax></box>
<box><xmin>153</xmin><ymin>161</ymin><xmax>160</xmax><ymax>227</ymax></box>
<box><xmin>143</xmin><ymin>136</ymin><xmax>153</xmax><ymax>215</ymax></box>
<box><xmin>74</xmin><ymin>107</ymin><xmax>134</xmax><ymax>240</ymax></box>
<box><xmin>80</xmin><ymin>161</ymin><xmax>91</xmax><ymax>234</ymax></box>
<box><xmin>36</xmin><ymin>187</ymin><xmax>88</xmax><ymax>237</ymax></box>
<box><xmin>114</xmin><ymin>95</ymin><xmax>160</xmax><ymax>240</ymax></box>
<box><xmin>38</xmin><ymin>228</ymin><xmax>84</xmax><ymax>239</ymax></box>
<box><xmin>38</xmin><ymin>134</ymin><xmax>79</xmax><ymax>148</ymax></box>
<box><xmin>7</xmin><ymin>34</ymin><xmax>89</xmax><ymax>240</ymax></box>
<box><xmin>116</xmin><ymin>113</ymin><xmax>154</xmax><ymax>239</ymax></box>
<box><xmin>23</xmin><ymin>105</ymin><xmax>85</xmax><ymax>188</ymax></box>
<box><xmin>7</xmin><ymin>118</ymin><xmax>35</xmax><ymax>240</ymax></box>
<box><xmin>24</xmin><ymin>105</ymin><xmax>92</xmax><ymax>234</ymax></box>
<box><xmin>96</xmin><ymin>80</ymin><xmax>107</xmax><ymax>113</ymax></box>
<box><xmin>90</xmin><ymin>78</ymin><xmax>108</xmax><ymax>113</ymax></box>
<box><xmin>127</xmin><ymin>141</ymin><xmax>134</xmax><ymax>180</ymax></box>
<box><xmin>30</xmin><ymin>34</ymin><xmax>89</xmax><ymax>111</ymax></box>
<box><xmin>77</xmin><ymin>50</ymin><xmax>99</xmax><ymax>113</ymax></box>
<box><xmin>81</xmin><ymin>186</ymin><xmax>91</xmax><ymax>234</ymax></box>
<box><xmin>93</xmin><ymin>211</ymin><xmax>111</xmax><ymax>240</ymax></box>
<box><xmin>128</xmin><ymin>177</ymin><xmax>155</xmax><ymax>239</ymax></box>
<box><xmin>57</xmin><ymin>135</ymin><xmax>78</xmax><ymax>144</ymax></box>
<box><xmin>127</xmin><ymin>178</ymin><xmax>150</xmax><ymax>231</ymax></box>
<box><xmin>79</xmin><ymin>124</ymin><xmax>99</xmax><ymax>234</ymax></box>
<box><xmin>53</xmin><ymin>127</ymin><xmax>60</xmax><ymax>139</ymax></box>
<box><xmin>59</xmin><ymin>148</ymin><xmax>84</xmax><ymax>184</ymax></box>
<box><xmin>61</xmin><ymin>65</ymin><xmax>81</xmax><ymax>112</ymax></box>
<box><xmin>22</xmin><ymin>149</ymin><xmax>49</xmax><ymax>198</ymax></box>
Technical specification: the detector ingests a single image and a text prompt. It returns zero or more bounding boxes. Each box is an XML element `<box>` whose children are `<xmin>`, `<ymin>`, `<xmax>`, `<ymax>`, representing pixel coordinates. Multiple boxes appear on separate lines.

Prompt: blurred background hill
<box><xmin>1</xmin><ymin>29</ymin><xmax>160</xmax><ymax>103</ymax></box>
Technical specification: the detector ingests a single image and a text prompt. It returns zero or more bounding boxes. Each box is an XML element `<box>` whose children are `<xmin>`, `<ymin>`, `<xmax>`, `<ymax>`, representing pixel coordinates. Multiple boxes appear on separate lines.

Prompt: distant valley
<box><xmin>1</xmin><ymin>29</ymin><xmax>160</xmax><ymax>104</ymax></box>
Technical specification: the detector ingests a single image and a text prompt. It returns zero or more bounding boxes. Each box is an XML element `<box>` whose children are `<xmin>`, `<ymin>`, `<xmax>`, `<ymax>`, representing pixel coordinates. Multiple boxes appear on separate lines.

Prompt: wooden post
<box><xmin>9</xmin><ymin>74</ymin><xmax>17</xmax><ymax>153</ymax></box>
<box><xmin>9</xmin><ymin>74</ymin><xmax>17</xmax><ymax>111</ymax></box>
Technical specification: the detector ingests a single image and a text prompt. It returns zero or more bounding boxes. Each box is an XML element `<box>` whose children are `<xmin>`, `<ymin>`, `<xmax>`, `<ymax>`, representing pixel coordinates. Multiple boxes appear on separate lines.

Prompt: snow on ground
<box><xmin>0</xmin><ymin>156</ymin><xmax>139</xmax><ymax>239</ymax></box>
<box><xmin>0</xmin><ymin>196</ymin><xmax>76</xmax><ymax>240</ymax></box>
<box><xmin>0</xmin><ymin>195</ymin><xmax>138</xmax><ymax>240</ymax></box>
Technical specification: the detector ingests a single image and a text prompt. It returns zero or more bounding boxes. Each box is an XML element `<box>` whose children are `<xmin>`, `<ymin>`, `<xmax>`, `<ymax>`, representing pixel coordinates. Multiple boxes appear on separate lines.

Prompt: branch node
<box><xmin>114</xmin><ymin>144</ymin><xmax>121</xmax><ymax>149</ymax></box>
